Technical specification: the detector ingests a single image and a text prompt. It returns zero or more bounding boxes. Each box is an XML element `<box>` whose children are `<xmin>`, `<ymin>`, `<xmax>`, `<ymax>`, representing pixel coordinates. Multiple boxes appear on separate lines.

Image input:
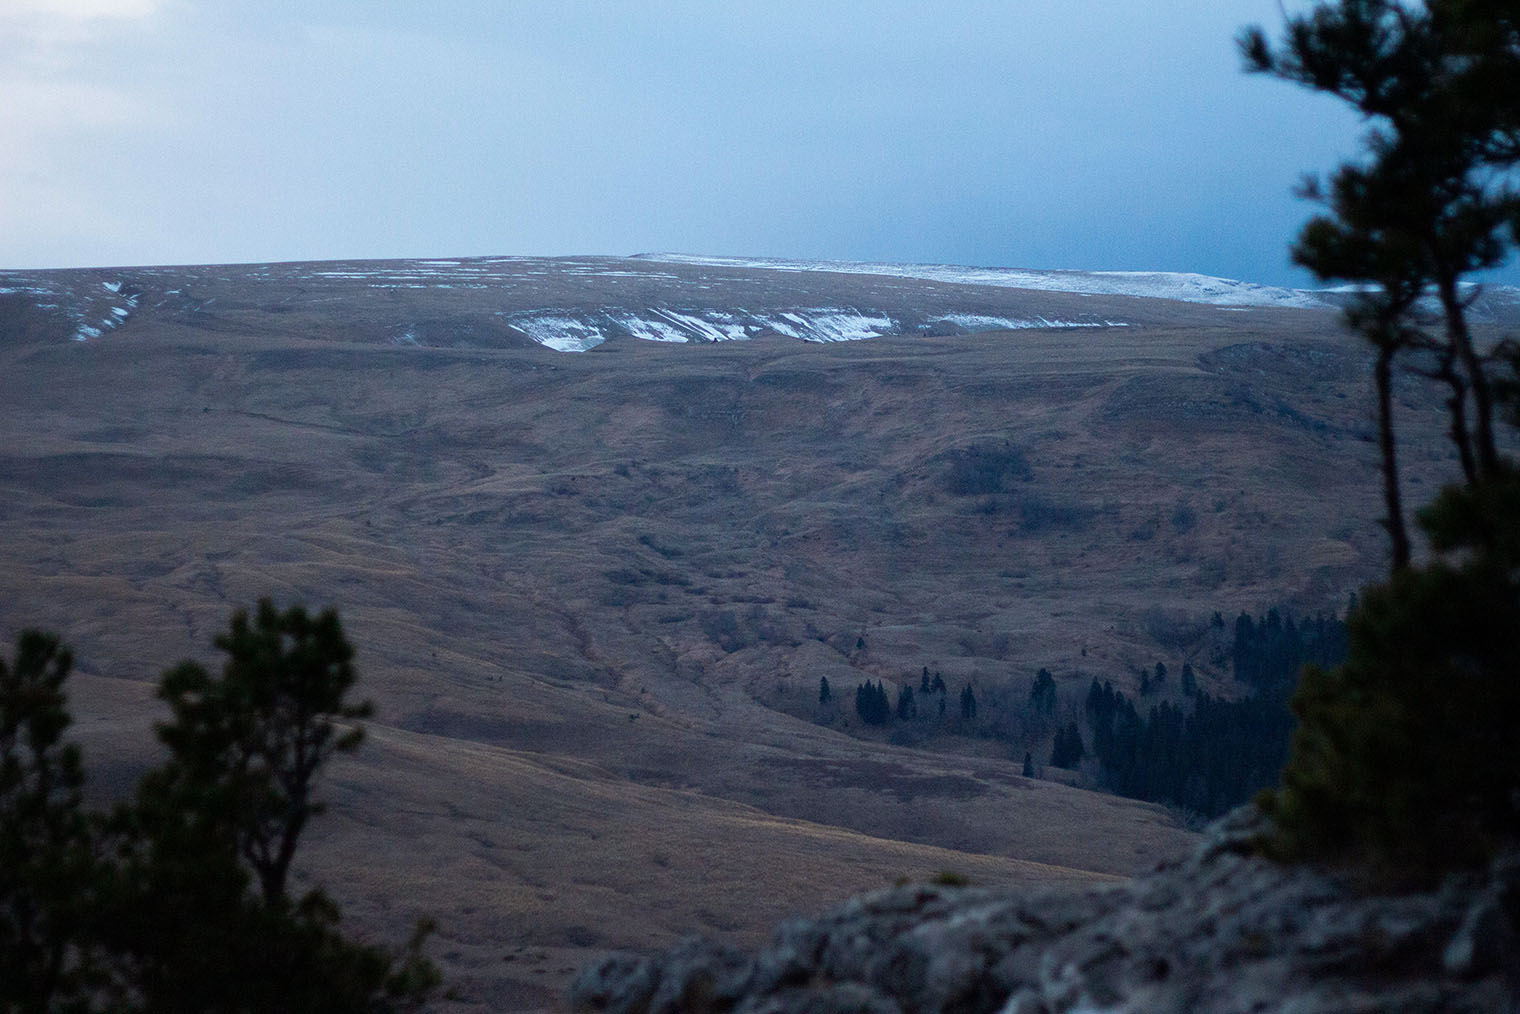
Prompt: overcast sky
<box><xmin>2</xmin><ymin>1</ymin><xmax>1405</xmax><ymax>285</ymax></box>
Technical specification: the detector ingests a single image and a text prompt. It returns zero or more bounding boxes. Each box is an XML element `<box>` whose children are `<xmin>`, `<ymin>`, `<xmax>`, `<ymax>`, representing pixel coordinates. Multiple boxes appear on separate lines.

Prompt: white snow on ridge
<box><xmin>634</xmin><ymin>254</ymin><xmax>1333</xmax><ymax>310</ymax></box>
<box><xmin>67</xmin><ymin>280</ymin><xmax>138</xmax><ymax>341</ymax></box>
<box><xmin>503</xmin><ymin>304</ymin><xmax>1131</xmax><ymax>352</ymax></box>
<box><xmin>788</xmin><ymin>310</ymin><xmax>892</xmax><ymax>342</ymax></box>
<box><xmin>649</xmin><ymin>309</ymin><xmax>726</xmax><ymax>341</ymax></box>
<box><xmin>614</xmin><ymin>312</ymin><xmax>688</xmax><ymax>343</ymax></box>
<box><xmin>936</xmin><ymin>313</ymin><xmax>1110</xmax><ymax>331</ymax></box>
<box><xmin>509</xmin><ymin>315</ymin><xmax>607</xmax><ymax>352</ymax></box>
<box><xmin>506</xmin><ymin>307</ymin><xmax>902</xmax><ymax>352</ymax></box>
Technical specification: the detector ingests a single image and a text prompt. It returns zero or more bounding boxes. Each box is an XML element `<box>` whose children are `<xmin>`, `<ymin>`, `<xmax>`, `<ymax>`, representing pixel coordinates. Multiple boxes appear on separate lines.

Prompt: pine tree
<box><xmin>1028</xmin><ymin>668</ymin><xmax>1057</xmax><ymax>715</ymax></box>
<box><xmin>0</xmin><ymin>609</ymin><xmax>441</xmax><ymax>1012</ymax></box>
<box><xmin>1181</xmin><ymin>662</ymin><xmax>1198</xmax><ymax>697</ymax></box>
<box><xmin>855</xmin><ymin>681</ymin><xmax>891</xmax><ymax>726</ymax></box>
<box><xmin>1050</xmin><ymin>721</ymin><xmax>1086</xmax><ymax>770</ymax></box>
<box><xmin>0</xmin><ymin>632</ymin><xmax>95</xmax><ymax>1013</ymax></box>
<box><xmin>1242</xmin><ymin>0</ymin><xmax>1520</xmax><ymax>570</ymax></box>
<box><xmin>959</xmin><ymin>685</ymin><xmax>977</xmax><ymax>721</ymax></box>
<box><xmin>818</xmin><ymin>675</ymin><xmax>831</xmax><ymax>706</ymax></box>
<box><xmin>1245</xmin><ymin>0</ymin><xmax>1520</xmax><ymax>879</ymax></box>
<box><xmin>896</xmin><ymin>684</ymin><xmax>917</xmax><ymax>721</ymax></box>
<box><xmin>152</xmin><ymin>600</ymin><xmax>374</xmax><ymax>907</ymax></box>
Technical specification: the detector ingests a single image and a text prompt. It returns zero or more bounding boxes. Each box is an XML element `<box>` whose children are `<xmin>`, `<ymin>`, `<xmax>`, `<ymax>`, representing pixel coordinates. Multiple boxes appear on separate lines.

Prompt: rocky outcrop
<box><xmin>570</xmin><ymin>808</ymin><xmax>1520</xmax><ymax>1014</ymax></box>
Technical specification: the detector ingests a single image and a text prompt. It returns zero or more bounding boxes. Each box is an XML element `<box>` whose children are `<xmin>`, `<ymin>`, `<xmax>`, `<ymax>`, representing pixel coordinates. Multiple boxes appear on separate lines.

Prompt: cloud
<box><xmin>6</xmin><ymin>0</ymin><xmax>165</xmax><ymax>21</ymax></box>
<box><xmin>0</xmin><ymin>0</ymin><xmax>169</xmax><ymax>266</ymax></box>
<box><xmin>1</xmin><ymin>0</ymin><xmax>169</xmax><ymax>58</ymax></box>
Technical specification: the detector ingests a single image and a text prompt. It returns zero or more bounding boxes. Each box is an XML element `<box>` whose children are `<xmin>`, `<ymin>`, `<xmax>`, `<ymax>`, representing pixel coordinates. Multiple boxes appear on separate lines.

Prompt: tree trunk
<box><xmin>1375</xmin><ymin>342</ymin><xmax>1412</xmax><ymax>572</ymax></box>
<box><xmin>1435</xmin><ymin>344</ymin><xmax>1479</xmax><ymax>484</ymax></box>
<box><xmin>1437</xmin><ymin>273</ymin><xmax>1500</xmax><ymax>479</ymax></box>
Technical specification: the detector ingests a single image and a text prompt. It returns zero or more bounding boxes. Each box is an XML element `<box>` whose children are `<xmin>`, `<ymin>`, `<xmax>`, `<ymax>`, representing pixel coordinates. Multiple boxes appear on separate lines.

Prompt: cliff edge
<box><xmin>570</xmin><ymin>808</ymin><xmax>1519</xmax><ymax>1014</ymax></box>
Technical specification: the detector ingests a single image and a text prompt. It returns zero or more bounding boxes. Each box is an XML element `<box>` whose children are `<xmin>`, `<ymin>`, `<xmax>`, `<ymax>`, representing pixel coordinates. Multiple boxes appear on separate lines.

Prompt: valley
<box><xmin>0</xmin><ymin>255</ymin><xmax>1479</xmax><ymax>1011</ymax></box>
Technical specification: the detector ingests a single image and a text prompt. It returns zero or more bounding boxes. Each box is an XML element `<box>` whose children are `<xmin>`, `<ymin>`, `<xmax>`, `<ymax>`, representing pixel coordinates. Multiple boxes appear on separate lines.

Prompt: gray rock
<box><xmin>568</xmin><ymin>807</ymin><xmax>1520</xmax><ymax>1014</ymax></box>
<box><xmin>1445</xmin><ymin>889</ymin><xmax>1514</xmax><ymax>979</ymax></box>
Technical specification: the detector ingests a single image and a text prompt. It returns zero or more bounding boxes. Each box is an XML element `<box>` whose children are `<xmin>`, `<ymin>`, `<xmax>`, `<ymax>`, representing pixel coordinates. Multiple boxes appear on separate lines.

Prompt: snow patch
<box><xmin>936</xmin><ymin>313</ymin><xmax>1108</xmax><ymax>332</ymax></box>
<box><xmin>508</xmin><ymin>314</ymin><xmax>607</xmax><ymax>352</ymax></box>
<box><xmin>761</xmin><ymin>310</ymin><xmax>892</xmax><ymax>342</ymax></box>
<box><xmin>612</xmin><ymin>313</ymin><xmax>688</xmax><ymax>343</ymax></box>
<box><xmin>648</xmin><ymin>310</ymin><xmax>712</xmax><ymax>340</ymax></box>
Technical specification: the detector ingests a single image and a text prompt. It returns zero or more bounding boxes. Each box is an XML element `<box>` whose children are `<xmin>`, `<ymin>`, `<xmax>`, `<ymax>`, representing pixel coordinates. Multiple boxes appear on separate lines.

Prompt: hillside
<box><xmin>0</xmin><ymin>255</ymin><xmax>1475</xmax><ymax>1010</ymax></box>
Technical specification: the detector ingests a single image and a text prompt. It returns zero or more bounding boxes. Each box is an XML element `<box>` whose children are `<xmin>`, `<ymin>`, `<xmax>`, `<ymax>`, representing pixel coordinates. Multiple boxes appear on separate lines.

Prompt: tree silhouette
<box><xmin>1049</xmin><ymin>722</ymin><xmax>1085</xmax><ymax>770</ymax></box>
<box><xmin>895</xmin><ymin>684</ymin><xmax>917</xmax><ymax>721</ymax></box>
<box><xmin>0</xmin><ymin>632</ymin><xmax>94</xmax><ymax>1012</ymax></box>
<box><xmin>0</xmin><ymin>608</ymin><xmax>439</xmax><ymax>1012</ymax></box>
<box><xmin>1243</xmin><ymin>0</ymin><xmax>1520</xmax><ymax>570</ymax></box>
<box><xmin>855</xmin><ymin>681</ymin><xmax>891</xmax><ymax>726</ymax></box>
<box><xmin>153</xmin><ymin>600</ymin><xmax>374</xmax><ymax>907</ymax></box>
<box><xmin>1028</xmin><ymin>669</ymin><xmax>1056</xmax><ymax>716</ymax></box>
<box><xmin>959</xmin><ymin>685</ymin><xmax>977</xmax><ymax>721</ymax></box>
<box><xmin>1246</xmin><ymin>0</ymin><xmax>1520</xmax><ymax>879</ymax></box>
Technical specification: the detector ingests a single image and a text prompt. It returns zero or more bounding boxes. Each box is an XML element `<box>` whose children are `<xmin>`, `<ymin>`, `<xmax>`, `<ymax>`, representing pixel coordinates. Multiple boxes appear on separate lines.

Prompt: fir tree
<box><xmin>1028</xmin><ymin>668</ymin><xmax>1057</xmax><ymax>716</ymax></box>
<box><xmin>959</xmin><ymin>685</ymin><xmax>977</xmax><ymax>721</ymax></box>
<box><xmin>1050</xmin><ymin>721</ymin><xmax>1085</xmax><ymax>770</ymax></box>
<box><xmin>896</xmin><ymin>684</ymin><xmax>917</xmax><ymax>721</ymax></box>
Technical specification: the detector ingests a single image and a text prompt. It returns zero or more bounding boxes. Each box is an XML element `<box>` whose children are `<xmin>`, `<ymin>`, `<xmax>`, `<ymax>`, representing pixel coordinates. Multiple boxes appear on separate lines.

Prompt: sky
<box><xmin>0</xmin><ymin>1</ymin><xmax>1426</xmax><ymax>287</ymax></box>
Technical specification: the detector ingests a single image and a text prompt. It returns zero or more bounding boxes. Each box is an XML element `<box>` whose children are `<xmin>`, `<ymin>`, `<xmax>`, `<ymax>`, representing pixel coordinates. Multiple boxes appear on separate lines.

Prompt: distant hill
<box><xmin>0</xmin><ymin>253</ymin><xmax>1480</xmax><ymax>1010</ymax></box>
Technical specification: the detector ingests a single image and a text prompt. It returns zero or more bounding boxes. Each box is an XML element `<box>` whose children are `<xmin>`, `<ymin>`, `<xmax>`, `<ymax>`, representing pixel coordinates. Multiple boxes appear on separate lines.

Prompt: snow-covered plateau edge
<box><xmin>503</xmin><ymin>307</ymin><xmax>1120</xmax><ymax>352</ymax></box>
<box><xmin>633</xmin><ymin>253</ymin><xmax>1337</xmax><ymax>309</ymax></box>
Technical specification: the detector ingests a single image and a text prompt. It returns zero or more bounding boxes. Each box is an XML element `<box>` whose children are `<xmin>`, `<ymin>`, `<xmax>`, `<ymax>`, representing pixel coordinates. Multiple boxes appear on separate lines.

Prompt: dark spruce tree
<box><xmin>1080</xmin><ymin>612</ymin><xmax>1344</xmax><ymax>818</ymax></box>
<box><xmin>959</xmin><ymin>685</ymin><xmax>978</xmax><ymax>721</ymax></box>
<box><xmin>895</xmin><ymin>684</ymin><xmax>917</xmax><ymax>721</ymax></box>
<box><xmin>1049</xmin><ymin>722</ymin><xmax>1085</xmax><ymax>770</ymax></box>
<box><xmin>855</xmin><ymin>681</ymin><xmax>891</xmax><ymax>726</ymax></box>
<box><xmin>1028</xmin><ymin>668</ymin><xmax>1056</xmax><ymax>716</ymax></box>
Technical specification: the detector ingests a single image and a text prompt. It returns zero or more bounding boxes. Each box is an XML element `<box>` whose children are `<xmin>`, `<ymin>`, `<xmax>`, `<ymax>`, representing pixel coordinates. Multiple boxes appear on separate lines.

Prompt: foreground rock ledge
<box><xmin>570</xmin><ymin>809</ymin><xmax>1520</xmax><ymax>1014</ymax></box>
